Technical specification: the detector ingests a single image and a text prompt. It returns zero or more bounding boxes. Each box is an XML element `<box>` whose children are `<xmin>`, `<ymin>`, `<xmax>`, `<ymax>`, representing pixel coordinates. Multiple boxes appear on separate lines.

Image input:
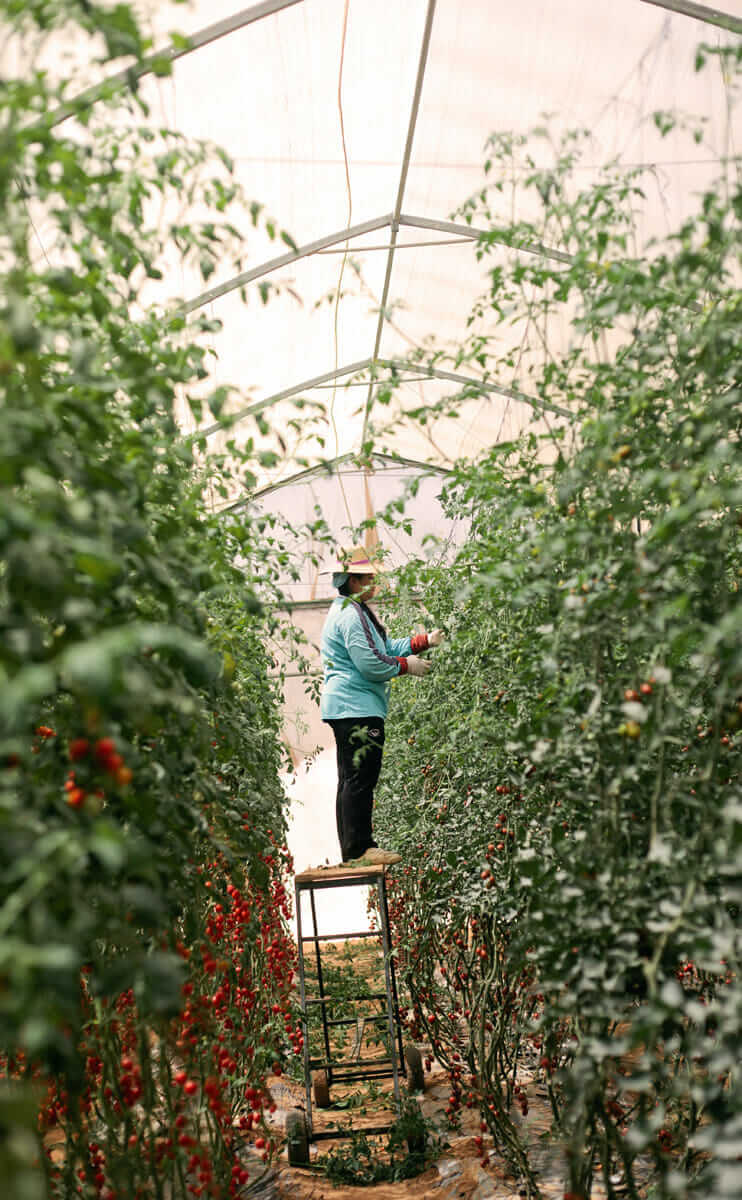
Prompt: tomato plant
<box><xmin>0</xmin><ymin>4</ymin><xmax>301</xmax><ymax>1196</ymax></box>
<box><xmin>376</xmin><ymin>53</ymin><xmax>741</xmax><ymax>1200</ymax></box>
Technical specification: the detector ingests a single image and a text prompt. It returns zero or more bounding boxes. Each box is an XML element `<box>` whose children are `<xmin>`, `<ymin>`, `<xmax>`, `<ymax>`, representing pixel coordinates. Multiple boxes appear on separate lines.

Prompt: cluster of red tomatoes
<box><xmin>26</xmin><ymin>727</ymin><xmax>135</xmax><ymax>812</ymax></box>
<box><xmin>32</xmin><ymin>835</ymin><xmax>298</xmax><ymax>1199</ymax></box>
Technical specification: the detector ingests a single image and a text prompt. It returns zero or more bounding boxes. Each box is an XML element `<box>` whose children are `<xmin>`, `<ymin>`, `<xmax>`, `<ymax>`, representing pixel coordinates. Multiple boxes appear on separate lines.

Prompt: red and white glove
<box><xmin>410</xmin><ymin>629</ymin><xmax>445</xmax><ymax>653</ymax></box>
<box><xmin>405</xmin><ymin>655</ymin><xmax>431</xmax><ymax>677</ymax></box>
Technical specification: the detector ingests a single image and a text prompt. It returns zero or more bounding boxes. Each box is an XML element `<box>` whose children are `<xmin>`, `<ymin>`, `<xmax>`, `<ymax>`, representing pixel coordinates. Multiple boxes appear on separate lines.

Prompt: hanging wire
<box><xmin>328</xmin><ymin>0</ymin><xmax>356</xmax><ymax>532</ymax></box>
<box><xmin>614</xmin><ymin>19</ymin><xmax>673</xmax><ymax>162</ymax></box>
<box><xmin>718</xmin><ymin>29</ymin><xmax>741</xmax><ymax>189</ymax></box>
<box><xmin>593</xmin><ymin>16</ymin><xmax>671</xmax><ymax>133</ymax></box>
<box><xmin>27</xmin><ymin>204</ymin><xmax>52</xmax><ymax>268</ymax></box>
<box><xmin>15</xmin><ymin>129</ymin><xmax>52</xmax><ymax>267</ymax></box>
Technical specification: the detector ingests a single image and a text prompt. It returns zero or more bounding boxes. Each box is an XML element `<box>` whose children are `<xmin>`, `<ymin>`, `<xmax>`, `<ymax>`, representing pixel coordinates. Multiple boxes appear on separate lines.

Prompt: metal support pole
<box><xmin>40</xmin><ymin>0</ymin><xmax>305</xmax><ymax>130</ymax></box>
<box><xmin>361</xmin><ymin>0</ymin><xmax>438</xmax><ymax>446</ymax></box>
<box><xmin>381</xmin><ymin>877</ymin><xmax>406</xmax><ymax>1077</ymax></box>
<box><xmin>639</xmin><ymin>0</ymin><xmax>742</xmax><ymax>35</ymax></box>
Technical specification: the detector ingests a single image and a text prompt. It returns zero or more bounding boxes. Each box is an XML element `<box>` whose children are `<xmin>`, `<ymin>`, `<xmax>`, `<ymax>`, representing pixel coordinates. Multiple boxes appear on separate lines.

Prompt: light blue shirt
<box><xmin>320</xmin><ymin>598</ymin><xmax>412</xmax><ymax>721</ymax></box>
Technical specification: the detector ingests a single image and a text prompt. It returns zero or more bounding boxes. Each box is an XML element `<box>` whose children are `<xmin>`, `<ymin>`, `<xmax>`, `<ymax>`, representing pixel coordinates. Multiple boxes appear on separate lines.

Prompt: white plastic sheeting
<box><xmin>139</xmin><ymin>0</ymin><xmax>739</xmax><ymax>489</ymax></box>
<box><xmin>28</xmin><ymin>0</ymin><xmax>740</xmax><ymax>499</ymax></box>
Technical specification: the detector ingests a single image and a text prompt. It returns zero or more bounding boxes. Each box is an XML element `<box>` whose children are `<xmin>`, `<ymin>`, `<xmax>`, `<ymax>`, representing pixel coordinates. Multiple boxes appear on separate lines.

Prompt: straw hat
<box><xmin>325</xmin><ymin>545</ymin><xmax>384</xmax><ymax>590</ymax></box>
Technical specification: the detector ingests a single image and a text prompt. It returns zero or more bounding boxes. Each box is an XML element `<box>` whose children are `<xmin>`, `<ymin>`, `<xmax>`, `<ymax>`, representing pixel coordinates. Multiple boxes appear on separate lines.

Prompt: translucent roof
<box><xmin>41</xmin><ymin>0</ymin><xmax>742</xmax><ymax>525</ymax></box>
<box><xmin>242</xmin><ymin>452</ymin><xmax>465</xmax><ymax>602</ymax></box>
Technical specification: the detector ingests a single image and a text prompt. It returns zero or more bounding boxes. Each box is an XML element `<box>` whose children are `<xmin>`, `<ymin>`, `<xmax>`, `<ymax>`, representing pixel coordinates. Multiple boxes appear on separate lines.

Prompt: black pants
<box><xmin>327</xmin><ymin>718</ymin><xmax>385</xmax><ymax>861</ymax></box>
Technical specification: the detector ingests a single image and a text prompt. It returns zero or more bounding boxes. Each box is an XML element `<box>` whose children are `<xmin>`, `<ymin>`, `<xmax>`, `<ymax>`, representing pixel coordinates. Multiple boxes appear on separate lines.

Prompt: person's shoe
<box><xmin>346</xmin><ymin>847</ymin><xmax>401</xmax><ymax>867</ymax></box>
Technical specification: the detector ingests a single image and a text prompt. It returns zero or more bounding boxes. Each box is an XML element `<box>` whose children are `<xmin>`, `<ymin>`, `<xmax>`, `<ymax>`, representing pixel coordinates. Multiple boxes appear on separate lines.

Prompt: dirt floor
<box><xmin>253</xmin><ymin>931</ymin><xmax>627</xmax><ymax>1199</ymax></box>
<box><xmin>261</xmin><ymin>1059</ymin><xmax>622</xmax><ymax>1200</ymax></box>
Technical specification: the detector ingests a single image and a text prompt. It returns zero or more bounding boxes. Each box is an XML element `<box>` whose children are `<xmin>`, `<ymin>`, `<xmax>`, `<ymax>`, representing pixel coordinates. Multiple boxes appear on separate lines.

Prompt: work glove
<box><xmin>427</xmin><ymin>628</ymin><xmax>445</xmax><ymax>647</ymax></box>
<box><xmin>406</xmin><ymin>655</ymin><xmax>431</xmax><ymax>677</ymax></box>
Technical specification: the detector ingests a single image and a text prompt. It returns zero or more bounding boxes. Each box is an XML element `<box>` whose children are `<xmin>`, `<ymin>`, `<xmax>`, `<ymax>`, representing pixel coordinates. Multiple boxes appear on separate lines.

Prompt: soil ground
<box><xmin>263</xmin><ymin>1060</ymin><xmax>623</xmax><ymax>1200</ymax></box>
<box><xmin>258</xmin><ymin>937</ymin><xmax>637</xmax><ymax>1199</ymax></box>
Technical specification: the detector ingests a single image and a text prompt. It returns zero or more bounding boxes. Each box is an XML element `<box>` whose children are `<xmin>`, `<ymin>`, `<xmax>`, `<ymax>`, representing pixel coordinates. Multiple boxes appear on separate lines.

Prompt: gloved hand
<box><xmin>406</xmin><ymin>655</ymin><xmax>431</xmax><ymax>677</ymax></box>
<box><xmin>427</xmin><ymin>628</ymin><xmax>445</xmax><ymax>647</ymax></box>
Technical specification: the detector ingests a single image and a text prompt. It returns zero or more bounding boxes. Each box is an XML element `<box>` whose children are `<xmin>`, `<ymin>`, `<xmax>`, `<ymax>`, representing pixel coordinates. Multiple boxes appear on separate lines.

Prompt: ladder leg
<box><xmin>294</xmin><ymin>881</ymin><xmax>313</xmax><ymax>1137</ymax></box>
<box><xmin>377</xmin><ymin>874</ymin><xmax>401</xmax><ymax>1108</ymax></box>
<box><xmin>309</xmin><ymin>887</ymin><xmax>333</xmax><ymax>1086</ymax></box>
<box><xmin>381</xmin><ymin>873</ymin><xmax>406</xmax><ymax>1077</ymax></box>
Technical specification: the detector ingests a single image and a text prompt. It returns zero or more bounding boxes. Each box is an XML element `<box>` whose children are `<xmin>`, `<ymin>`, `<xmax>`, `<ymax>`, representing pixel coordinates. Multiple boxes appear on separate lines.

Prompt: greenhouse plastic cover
<box><xmin>37</xmin><ymin>0</ymin><xmax>740</xmax><ymax>616</ymax></box>
<box><xmin>165</xmin><ymin>1</ymin><xmax>737</xmax><ymax>472</ymax></box>
<box><xmin>136</xmin><ymin>0</ymin><xmax>736</xmax><ymax>583</ymax></box>
<box><xmin>36</xmin><ymin>0</ymin><xmax>740</xmax><ymax>496</ymax></box>
<box><xmin>27</xmin><ymin>0</ymin><xmax>741</xmax><ymax>599</ymax></box>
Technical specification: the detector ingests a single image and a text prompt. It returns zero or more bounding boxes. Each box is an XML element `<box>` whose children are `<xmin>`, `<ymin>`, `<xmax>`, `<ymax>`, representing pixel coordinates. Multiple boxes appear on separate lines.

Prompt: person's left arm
<box><xmin>385</xmin><ymin>629</ymin><xmax>444</xmax><ymax>656</ymax></box>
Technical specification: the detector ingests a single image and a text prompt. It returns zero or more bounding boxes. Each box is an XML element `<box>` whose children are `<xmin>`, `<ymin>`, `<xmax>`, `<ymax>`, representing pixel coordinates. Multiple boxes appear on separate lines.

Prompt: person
<box><xmin>319</xmin><ymin>546</ymin><xmax>444</xmax><ymax>867</ymax></box>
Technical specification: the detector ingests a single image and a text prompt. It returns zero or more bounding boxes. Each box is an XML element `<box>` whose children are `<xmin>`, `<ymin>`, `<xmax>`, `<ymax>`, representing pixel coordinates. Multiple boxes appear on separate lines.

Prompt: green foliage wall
<box><xmin>0</xmin><ymin>4</ymin><xmax>298</xmax><ymax>1195</ymax></box>
<box><xmin>376</xmin><ymin>61</ymin><xmax>741</xmax><ymax>1200</ymax></box>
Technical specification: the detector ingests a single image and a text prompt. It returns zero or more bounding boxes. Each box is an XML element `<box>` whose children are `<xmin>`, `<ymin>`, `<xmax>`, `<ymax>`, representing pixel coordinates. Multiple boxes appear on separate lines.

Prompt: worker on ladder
<box><xmin>320</xmin><ymin>546</ymin><xmax>444</xmax><ymax>866</ymax></box>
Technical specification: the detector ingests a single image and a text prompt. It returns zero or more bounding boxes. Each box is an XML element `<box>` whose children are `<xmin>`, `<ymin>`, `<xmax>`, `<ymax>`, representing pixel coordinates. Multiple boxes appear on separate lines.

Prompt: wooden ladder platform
<box><xmin>295</xmin><ymin>863</ymin><xmax>388</xmax><ymax>885</ymax></box>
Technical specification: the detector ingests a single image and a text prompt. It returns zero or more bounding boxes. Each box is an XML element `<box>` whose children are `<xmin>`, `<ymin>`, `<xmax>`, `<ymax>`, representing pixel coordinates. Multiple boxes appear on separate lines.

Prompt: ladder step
<box><xmin>326</xmin><ymin>1068</ymin><xmax>397</xmax><ymax>1085</ymax></box>
<box><xmin>312</xmin><ymin>1124</ymin><xmax>393</xmax><ymax>1141</ymax></box>
<box><xmin>325</xmin><ymin>1013</ymin><xmax>388</xmax><ymax>1028</ymax></box>
<box><xmin>305</xmin><ymin>991</ymin><xmax>388</xmax><ymax>1006</ymax></box>
<box><xmin>295</xmin><ymin>865</ymin><xmax>389</xmax><ymax>885</ymax></box>
<box><xmin>300</xmin><ymin>929</ymin><xmax>381</xmax><ymax>943</ymax></box>
<box><xmin>309</xmin><ymin>1055</ymin><xmax>394</xmax><ymax>1070</ymax></box>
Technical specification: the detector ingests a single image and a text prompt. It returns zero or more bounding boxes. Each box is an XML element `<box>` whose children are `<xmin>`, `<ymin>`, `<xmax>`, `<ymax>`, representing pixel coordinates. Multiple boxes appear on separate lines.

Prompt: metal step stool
<box><xmin>286</xmin><ymin>862</ymin><xmax>423</xmax><ymax>1166</ymax></box>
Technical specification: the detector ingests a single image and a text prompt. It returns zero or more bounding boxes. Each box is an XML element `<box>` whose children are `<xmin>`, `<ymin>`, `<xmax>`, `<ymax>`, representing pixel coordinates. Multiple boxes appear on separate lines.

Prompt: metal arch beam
<box><xmin>379</xmin><ymin>359</ymin><xmax>573</xmax><ymax>421</ymax></box>
<box><xmin>251</xmin><ymin>452</ymin><xmax>359</xmax><ymax>500</ymax></box>
<box><xmin>254</xmin><ymin>450</ymin><xmax>450</xmax><ymax>498</ymax></box>
<box><xmin>316</xmin><ymin>236</ymin><xmax>481</xmax><ymax>253</ymax></box>
<box><xmin>361</xmin><ymin>0</ymin><xmax>438</xmax><ymax>447</ymax></box>
<box><xmin>399</xmin><ymin>213</ymin><xmax>702</xmax><ymax>312</ymax></box>
<box><xmin>182</xmin><ymin>214</ymin><xmax>393</xmax><ymax>315</ymax></box>
<box><xmin>399</xmin><ymin>213</ymin><xmax>574</xmax><ymax>267</ymax></box>
<box><xmin>183</xmin><ymin>208</ymin><xmax>571</xmax><ymax>318</ymax></box>
<box><xmin>639</xmin><ymin>0</ymin><xmax>742</xmax><ymax>35</ymax></box>
<box><xmin>41</xmin><ymin>0</ymin><xmax>305</xmax><ymax>130</ymax></box>
<box><xmin>197</xmin><ymin>358</ymin><xmax>374</xmax><ymax>439</ymax></box>
<box><xmin>187</xmin><ymin>201</ymin><xmax>674</xmax><ymax>320</ymax></box>
<box><xmin>220</xmin><ymin>451</ymin><xmax>360</xmax><ymax>510</ymax></box>
<box><xmin>221</xmin><ymin>449</ymin><xmax>450</xmax><ymax>510</ymax></box>
<box><xmin>195</xmin><ymin>350</ymin><xmax>571</xmax><ymax>443</ymax></box>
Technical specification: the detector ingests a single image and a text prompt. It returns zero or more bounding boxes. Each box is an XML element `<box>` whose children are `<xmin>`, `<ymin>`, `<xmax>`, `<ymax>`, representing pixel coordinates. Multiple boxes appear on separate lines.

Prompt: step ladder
<box><xmin>288</xmin><ymin>862</ymin><xmax>418</xmax><ymax>1162</ymax></box>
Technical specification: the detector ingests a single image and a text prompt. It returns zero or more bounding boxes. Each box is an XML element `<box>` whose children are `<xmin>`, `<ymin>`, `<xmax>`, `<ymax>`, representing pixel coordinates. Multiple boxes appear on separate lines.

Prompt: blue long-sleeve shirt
<box><xmin>320</xmin><ymin>598</ymin><xmax>412</xmax><ymax>720</ymax></box>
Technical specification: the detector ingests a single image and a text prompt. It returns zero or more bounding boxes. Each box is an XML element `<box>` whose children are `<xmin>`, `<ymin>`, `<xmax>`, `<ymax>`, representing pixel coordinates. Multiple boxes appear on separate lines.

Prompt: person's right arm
<box><xmin>342</xmin><ymin>607</ymin><xmax>405</xmax><ymax>681</ymax></box>
<box><xmin>341</xmin><ymin>606</ymin><xmax>431</xmax><ymax>679</ymax></box>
